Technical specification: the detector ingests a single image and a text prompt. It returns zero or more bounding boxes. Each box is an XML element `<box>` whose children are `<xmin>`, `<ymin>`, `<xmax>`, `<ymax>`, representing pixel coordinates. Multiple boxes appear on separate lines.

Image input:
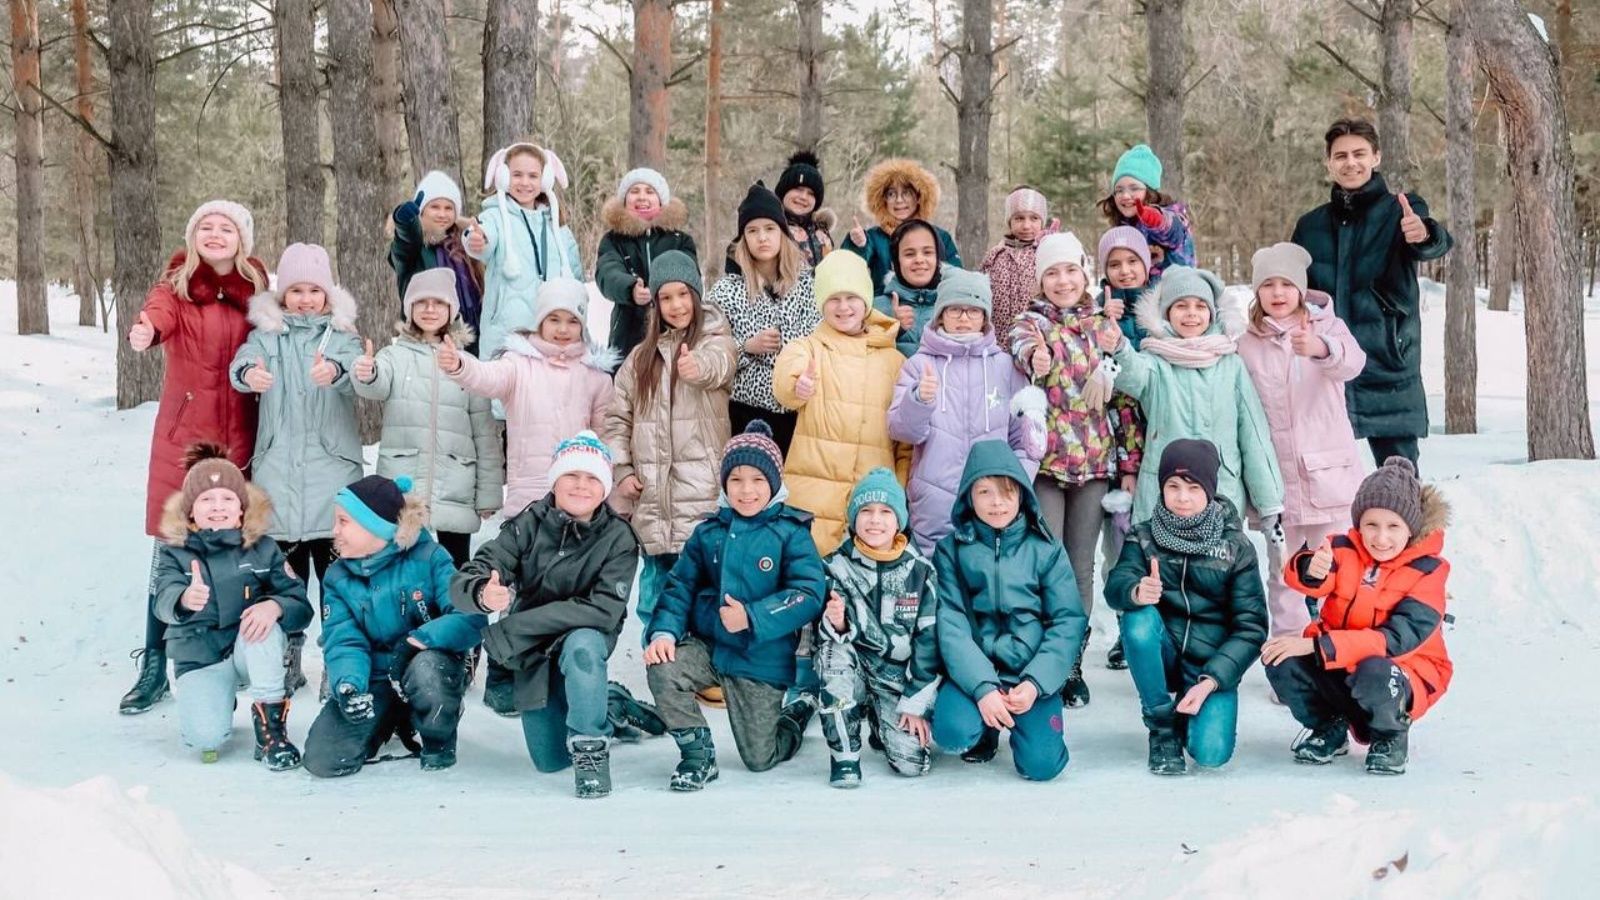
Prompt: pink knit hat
<box><xmin>1005</xmin><ymin>187</ymin><xmax>1048</xmax><ymax>221</ymax></box>
<box><xmin>275</xmin><ymin>243</ymin><xmax>336</xmax><ymax>297</ymax></box>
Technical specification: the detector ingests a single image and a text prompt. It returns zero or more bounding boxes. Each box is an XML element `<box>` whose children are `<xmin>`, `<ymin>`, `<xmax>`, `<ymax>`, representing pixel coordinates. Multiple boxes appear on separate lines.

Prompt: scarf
<box><xmin>1139</xmin><ymin>332</ymin><xmax>1238</xmax><ymax>369</ymax></box>
<box><xmin>1150</xmin><ymin>500</ymin><xmax>1228</xmax><ymax>558</ymax></box>
<box><xmin>855</xmin><ymin>533</ymin><xmax>909</xmax><ymax>563</ymax></box>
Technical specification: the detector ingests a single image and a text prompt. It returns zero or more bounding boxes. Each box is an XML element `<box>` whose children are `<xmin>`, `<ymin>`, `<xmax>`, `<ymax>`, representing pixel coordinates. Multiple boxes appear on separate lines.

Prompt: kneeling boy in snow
<box><xmin>1104</xmin><ymin>439</ymin><xmax>1268</xmax><ymax>776</ymax></box>
<box><xmin>153</xmin><ymin>445</ymin><xmax>312</xmax><ymax>769</ymax></box>
<box><xmin>303</xmin><ymin>475</ymin><xmax>485</xmax><ymax>777</ymax></box>
<box><xmin>932</xmin><ymin>439</ymin><xmax>1085</xmax><ymax>782</ymax></box>
<box><xmin>1263</xmin><ymin>457</ymin><xmax>1451</xmax><ymax>776</ymax></box>
<box><xmin>816</xmin><ymin>468</ymin><xmax>940</xmax><ymax>787</ymax></box>
<box><xmin>451</xmin><ymin>432</ymin><xmax>644</xmax><ymax>799</ymax></box>
<box><xmin>644</xmin><ymin>420</ymin><xmax>827</xmax><ymax>791</ymax></box>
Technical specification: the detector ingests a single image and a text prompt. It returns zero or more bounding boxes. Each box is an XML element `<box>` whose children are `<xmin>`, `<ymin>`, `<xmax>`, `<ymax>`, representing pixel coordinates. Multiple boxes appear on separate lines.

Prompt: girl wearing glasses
<box><xmin>843</xmin><ymin>158</ymin><xmax>962</xmax><ymax>296</ymax></box>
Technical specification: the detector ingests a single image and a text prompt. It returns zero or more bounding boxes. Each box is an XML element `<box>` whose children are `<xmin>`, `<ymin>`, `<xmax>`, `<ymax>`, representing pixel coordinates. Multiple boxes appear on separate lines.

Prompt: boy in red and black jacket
<box><xmin>1261</xmin><ymin>457</ymin><xmax>1451</xmax><ymax>775</ymax></box>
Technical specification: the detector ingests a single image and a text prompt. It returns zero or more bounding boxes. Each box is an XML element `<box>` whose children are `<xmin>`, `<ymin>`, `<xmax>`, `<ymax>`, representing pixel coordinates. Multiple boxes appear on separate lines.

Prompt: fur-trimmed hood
<box><xmin>792</xmin><ymin>207</ymin><xmax>838</xmax><ymax>233</ymax></box>
<box><xmin>863</xmin><ymin>158</ymin><xmax>941</xmax><ymax>232</ymax></box>
<box><xmin>246</xmin><ymin>284</ymin><xmax>359</xmax><ymax>334</ymax></box>
<box><xmin>500</xmin><ymin>330</ymin><xmax>622</xmax><ymax>374</ymax></box>
<box><xmin>600</xmin><ymin>195</ymin><xmax>690</xmax><ymax>237</ymax></box>
<box><xmin>159</xmin><ymin>483</ymin><xmax>273</xmax><ymax>547</ymax></box>
<box><xmin>1135</xmin><ymin>284</ymin><xmax>1249</xmax><ymax>340</ymax></box>
<box><xmin>392</xmin><ymin>317</ymin><xmax>475</xmax><ymax>345</ymax></box>
<box><xmin>392</xmin><ymin>492</ymin><xmax>429</xmax><ymax>550</ymax></box>
<box><xmin>1414</xmin><ymin>484</ymin><xmax>1451</xmax><ymax>544</ymax></box>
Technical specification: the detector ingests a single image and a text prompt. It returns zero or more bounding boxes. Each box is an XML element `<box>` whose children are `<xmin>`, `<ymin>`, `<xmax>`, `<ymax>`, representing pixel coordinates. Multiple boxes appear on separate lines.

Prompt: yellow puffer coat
<box><xmin>773</xmin><ymin>309</ymin><xmax>911</xmax><ymax>553</ymax></box>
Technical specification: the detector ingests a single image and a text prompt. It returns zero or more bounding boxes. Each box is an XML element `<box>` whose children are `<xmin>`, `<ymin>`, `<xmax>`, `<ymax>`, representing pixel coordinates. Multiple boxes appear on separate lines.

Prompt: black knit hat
<box><xmin>775</xmin><ymin>151</ymin><xmax>825</xmax><ymax>206</ymax></box>
<box><xmin>1158</xmin><ymin>439</ymin><xmax>1221</xmax><ymax>502</ymax></box>
<box><xmin>889</xmin><ymin>218</ymin><xmax>943</xmax><ymax>289</ymax></box>
<box><xmin>336</xmin><ymin>474</ymin><xmax>413</xmax><ymax>541</ymax></box>
<box><xmin>737</xmin><ymin>181</ymin><xmax>788</xmax><ymax>234</ymax></box>
<box><xmin>721</xmin><ymin>419</ymin><xmax>785</xmax><ymax>494</ymax></box>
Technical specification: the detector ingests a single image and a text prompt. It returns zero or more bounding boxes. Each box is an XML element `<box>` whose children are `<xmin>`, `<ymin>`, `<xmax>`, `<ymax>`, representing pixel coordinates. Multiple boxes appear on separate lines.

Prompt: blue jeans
<box><xmin>174</xmin><ymin>626</ymin><xmax>287</xmax><ymax>753</ymax></box>
<box><xmin>1120</xmin><ymin>605</ymin><xmax>1239</xmax><ymax>768</ymax></box>
<box><xmin>931</xmin><ymin>682</ymin><xmax>1068</xmax><ymax>781</ymax></box>
<box><xmin>518</xmin><ymin>628</ymin><xmax>612</xmax><ymax>772</ymax></box>
<box><xmin>635</xmin><ymin>553</ymin><xmax>678</xmax><ymax>647</ymax></box>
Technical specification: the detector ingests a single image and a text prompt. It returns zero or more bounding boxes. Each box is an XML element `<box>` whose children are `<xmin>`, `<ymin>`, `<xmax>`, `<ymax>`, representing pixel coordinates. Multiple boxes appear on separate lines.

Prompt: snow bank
<box><xmin>1181</xmin><ymin>795</ymin><xmax>1599</xmax><ymax>899</ymax></box>
<box><xmin>0</xmin><ymin>772</ymin><xmax>275</xmax><ymax>900</ymax></box>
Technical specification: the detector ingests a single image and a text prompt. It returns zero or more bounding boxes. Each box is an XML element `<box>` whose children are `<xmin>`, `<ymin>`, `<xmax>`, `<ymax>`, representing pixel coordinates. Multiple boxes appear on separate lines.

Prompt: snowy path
<box><xmin>2</xmin><ymin>282</ymin><xmax>1598</xmax><ymax>898</ymax></box>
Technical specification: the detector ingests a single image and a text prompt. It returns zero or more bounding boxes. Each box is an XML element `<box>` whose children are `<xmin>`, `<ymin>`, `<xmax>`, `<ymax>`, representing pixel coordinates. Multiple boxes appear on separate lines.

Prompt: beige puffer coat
<box><xmin>602</xmin><ymin>307</ymin><xmax>739</xmax><ymax>556</ymax></box>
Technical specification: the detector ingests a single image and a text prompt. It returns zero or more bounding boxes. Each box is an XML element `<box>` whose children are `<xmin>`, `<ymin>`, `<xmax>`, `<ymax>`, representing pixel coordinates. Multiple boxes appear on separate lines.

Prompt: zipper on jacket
<box><xmin>167</xmin><ymin>391</ymin><xmax>195</xmax><ymax>440</ymax></box>
<box><xmin>1179</xmin><ymin>558</ymin><xmax>1192</xmax><ymax>655</ymax></box>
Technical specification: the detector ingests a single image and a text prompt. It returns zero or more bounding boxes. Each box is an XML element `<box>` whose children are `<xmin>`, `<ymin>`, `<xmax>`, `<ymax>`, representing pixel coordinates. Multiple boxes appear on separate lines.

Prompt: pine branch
<box><xmin>155</xmin><ymin>20</ymin><xmax>274</xmax><ymax>66</ymax></box>
<box><xmin>1315</xmin><ymin>40</ymin><xmax>1380</xmax><ymax>94</ymax></box>
<box><xmin>1107</xmin><ymin>74</ymin><xmax>1146</xmax><ymax>103</ymax></box>
<box><xmin>669</xmin><ymin>49</ymin><xmax>707</xmax><ymax>83</ymax></box>
<box><xmin>32</xmin><ymin>83</ymin><xmax>115</xmax><ymax>151</ymax></box>
<box><xmin>1341</xmin><ymin>0</ymin><xmax>1381</xmax><ymax>26</ymax></box>
<box><xmin>580</xmin><ymin>25</ymin><xmax>633</xmax><ymax>77</ymax></box>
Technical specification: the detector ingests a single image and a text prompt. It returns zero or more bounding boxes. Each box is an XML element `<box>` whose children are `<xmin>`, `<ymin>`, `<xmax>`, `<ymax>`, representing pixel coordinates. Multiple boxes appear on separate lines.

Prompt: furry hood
<box><xmin>863</xmin><ymin>158</ymin><xmax>941</xmax><ymax>232</ymax></box>
<box><xmin>1135</xmin><ymin>283</ymin><xmax>1249</xmax><ymax>341</ymax></box>
<box><xmin>1414</xmin><ymin>484</ymin><xmax>1450</xmax><ymax>544</ymax></box>
<box><xmin>600</xmin><ymin>195</ymin><xmax>690</xmax><ymax>237</ymax></box>
<box><xmin>392</xmin><ymin>317</ymin><xmax>475</xmax><ymax>345</ymax></box>
<box><xmin>246</xmin><ymin>284</ymin><xmax>359</xmax><ymax>334</ymax></box>
<box><xmin>392</xmin><ymin>492</ymin><xmax>429</xmax><ymax>550</ymax></box>
<box><xmin>791</xmin><ymin>207</ymin><xmax>838</xmax><ymax>233</ymax></box>
<box><xmin>159</xmin><ymin>483</ymin><xmax>273</xmax><ymax>548</ymax></box>
<box><xmin>500</xmin><ymin>330</ymin><xmax>622</xmax><ymax>374</ymax></box>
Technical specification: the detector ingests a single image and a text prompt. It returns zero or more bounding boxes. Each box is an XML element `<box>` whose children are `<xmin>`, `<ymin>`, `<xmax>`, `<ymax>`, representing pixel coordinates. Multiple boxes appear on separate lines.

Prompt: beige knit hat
<box><xmin>1250</xmin><ymin>242</ymin><xmax>1313</xmax><ymax>295</ymax></box>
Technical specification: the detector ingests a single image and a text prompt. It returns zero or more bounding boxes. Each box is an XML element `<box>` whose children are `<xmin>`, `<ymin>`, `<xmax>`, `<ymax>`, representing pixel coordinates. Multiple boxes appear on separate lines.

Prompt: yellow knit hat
<box><xmin>811</xmin><ymin>250</ymin><xmax>873</xmax><ymax>311</ymax></box>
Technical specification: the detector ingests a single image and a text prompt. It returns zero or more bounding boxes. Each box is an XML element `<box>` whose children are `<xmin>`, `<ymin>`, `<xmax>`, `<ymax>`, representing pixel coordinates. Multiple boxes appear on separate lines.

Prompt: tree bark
<box><xmin>1377</xmin><ymin>0</ymin><xmax>1414</xmax><ymax>191</ymax></box>
<box><xmin>276</xmin><ymin>0</ymin><xmax>325</xmax><ymax>245</ymax></box>
<box><xmin>329</xmin><ymin>0</ymin><xmax>395</xmax><ymax>440</ymax></box>
<box><xmin>393</xmin><ymin>0</ymin><xmax>465</xmax><ymax>189</ymax></box>
<box><xmin>629</xmin><ymin>0</ymin><xmax>671</xmax><ymax>169</ymax></box>
<box><xmin>108</xmin><ymin>0</ymin><xmax>164</xmax><ymax>408</ymax></box>
<box><xmin>705</xmin><ymin>0</ymin><xmax>724</xmax><ymax>257</ymax></box>
<box><xmin>1487</xmin><ymin>143</ymin><xmax>1514</xmax><ymax>311</ymax></box>
<box><xmin>371</xmin><ymin>0</ymin><xmax>410</xmax><ymax>193</ymax></box>
<box><xmin>795</xmin><ymin>0</ymin><xmax>824</xmax><ymax>154</ymax></box>
<box><xmin>1464</xmin><ymin>0</ymin><xmax>1594</xmax><ymax>460</ymax></box>
<box><xmin>70</xmin><ymin>0</ymin><xmax>101</xmax><ymax>328</ymax></box>
<box><xmin>483</xmin><ymin>0</ymin><xmax>539</xmax><ymax>172</ymax></box>
<box><xmin>1144</xmin><ymin>0</ymin><xmax>1186</xmax><ymax>197</ymax></box>
<box><xmin>953</xmin><ymin>0</ymin><xmax>994</xmax><ymax>263</ymax></box>
<box><xmin>1444</xmin><ymin>4</ymin><xmax>1476</xmax><ymax>434</ymax></box>
<box><xmin>11</xmin><ymin>0</ymin><xmax>47</xmax><ymax>336</ymax></box>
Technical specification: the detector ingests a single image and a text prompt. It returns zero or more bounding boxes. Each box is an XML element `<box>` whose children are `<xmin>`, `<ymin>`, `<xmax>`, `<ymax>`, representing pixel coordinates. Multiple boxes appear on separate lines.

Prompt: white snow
<box><xmin>1</xmin><ymin>279</ymin><xmax>1598</xmax><ymax>898</ymax></box>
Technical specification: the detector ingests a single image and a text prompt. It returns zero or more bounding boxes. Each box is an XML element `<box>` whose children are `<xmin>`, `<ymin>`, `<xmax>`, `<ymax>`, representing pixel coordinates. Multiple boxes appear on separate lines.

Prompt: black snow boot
<box><xmin>669</xmin><ymin>727</ymin><xmax>719</xmax><ymax>791</ymax></box>
<box><xmin>1061</xmin><ymin>627</ymin><xmax>1092</xmax><ymax>709</ymax></box>
<box><xmin>607</xmin><ymin>681</ymin><xmax>668</xmax><ymax>740</ymax></box>
<box><xmin>420</xmin><ymin>735</ymin><xmax>456</xmax><ymax>771</ymax></box>
<box><xmin>251</xmin><ymin>700</ymin><xmax>302</xmax><ymax>772</ymax></box>
<box><xmin>1365</xmin><ymin>731</ymin><xmax>1409</xmax><ymax>776</ymax></box>
<box><xmin>119</xmin><ymin>648</ymin><xmax>170</xmax><ymax>715</ymax></box>
<box><xmin>571</xmin><ymin>739</ymin><xmax>612</xmax><ymax>798</ymax></box>
<box><xmin>962</xmin><ymin>726</ymin><xmax>1001</xmax><ymax>764</ymax></box>
<box><xmin>1145</xmin><ymin>707</ymin><xmax>1186</xmax><ymax>776</ymax></box>
<box><xmin>774</xmin><ymin>694</ymin><xmax>818</xmax><ymax>765</ymax></box>
<box><xmin>283</xmin><ymin>633</ymin><xmax>308</xmax><ymax>696</ymax></box>
<box><xmin>1292</xmin><ymin>719</ymin><xmax>1351</xmax><ymax>765</ymax></box>
<box><xmin>483</xmin><ymin>660</ymin><xmax>518</xmax><ymax>717</ymax></box>
<box><xmin>829</xmin><ymin>756</ymin><xmax>862</xmax><ymax>789</ymax></box>
<box><xmin>1106</xmin><ymin>634</ymin><xmax>1127</xmax><ymax>670</ymax></box>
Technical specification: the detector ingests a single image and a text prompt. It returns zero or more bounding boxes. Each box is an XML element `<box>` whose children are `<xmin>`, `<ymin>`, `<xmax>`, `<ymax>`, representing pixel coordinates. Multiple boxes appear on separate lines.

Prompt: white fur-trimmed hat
<box><xmin>186</xmin><ymin>199</ymin><xmax>255</xmax><ymax>257</ymax></box>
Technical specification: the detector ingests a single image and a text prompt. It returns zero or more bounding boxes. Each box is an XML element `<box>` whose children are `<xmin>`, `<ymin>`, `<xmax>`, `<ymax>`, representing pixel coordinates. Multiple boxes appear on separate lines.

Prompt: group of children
<box><xmin>120</xmin><ymin>135</ymin><xmax>1454</xmax><ymax>796</ymax></box>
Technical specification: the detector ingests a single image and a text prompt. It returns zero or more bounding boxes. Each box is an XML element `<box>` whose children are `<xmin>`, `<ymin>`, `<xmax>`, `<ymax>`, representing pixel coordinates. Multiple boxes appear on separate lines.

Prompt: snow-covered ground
<box><xmin>2</xmin><ymin>280</ymin><xmax>1598</xmax><ymax>899</ymax></box>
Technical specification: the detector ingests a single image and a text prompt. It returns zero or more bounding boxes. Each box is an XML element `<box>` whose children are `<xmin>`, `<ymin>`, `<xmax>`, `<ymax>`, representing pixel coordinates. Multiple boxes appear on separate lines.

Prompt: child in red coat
<box><xmin>1262</xmin><ymin>457</ymin><xmax>1451</xmax><ymax>775</ymax></box>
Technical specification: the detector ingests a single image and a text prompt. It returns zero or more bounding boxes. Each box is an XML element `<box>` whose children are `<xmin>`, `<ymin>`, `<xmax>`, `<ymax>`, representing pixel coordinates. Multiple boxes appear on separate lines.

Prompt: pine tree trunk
<box><xmin>705</xmin><ymin>0</ymin><xmax>724</xmax><ymax>258</ymax></box>
<box><xmin>629</xmin><ymin>0</ymin><xmax>671</xmax><ymax>169</ymax></box>
<box><xmin>1444</xmin><ymin>4</ymin><xmax>1476</xmax><ymax>434</ymax></box>
<box><xmin>1378</xmin><ymin>0</ymin><xmax>1414</xmax><ymax>191</ymax></box>
<box><xmin>482</xmin><ymin>0</ymin><xmax>539</xmax><ymax>172</ymax></box>
<box><xmin>1487</xmin><ymin>159</ymin><xmax>1514</xmax><ymax>311</ymax></box>
<box><xmin>108</xmin><ymin>0</ymin><xmax>164</xmax><ymax>408</ymax></box>
<box><xmin>371</xmin><ymin>0</ymin><xmax>410</xmax><ymax>193</ymax></box>
<box><xmin>1144</xmin><ymin>0</ymin><xmax>1186</xmax><ymax>197</ymax></box>
<box><xmin>11</xmin><ymin>0</ymin><xmax>47</xmax><ymax>336</ymax></box>
<box><xmin>795</xmin><ymin>0</ymin><xmax>824</xmax><ymax>154</ymax></box>
<box><xmin>329</xmin><ymin>0</ymin><xmax>394</xmax><ymax>441</ymax></box>
<box><xmin>70</xmin><ymin>0</ymin><xmax>100</xmax><ymax>328</ymax></box>
<box><xmin>954</xmin><ymin>0</ymin><xmax>993</xmax><ymax>264</ymax></box>
<box><xmin>276</xmin><ymin>0</ymin><xmax>325</xmax><ymax>245</ymax></box>
<box><xmin>1464</xmin><ymin>0</ymin><xmax>1594</xmax><ymax>460</ymax></box>
<box><xmin>393</xmin><ymin>0</ymin><xmax>465</xmax><ymax>189</ymax></box>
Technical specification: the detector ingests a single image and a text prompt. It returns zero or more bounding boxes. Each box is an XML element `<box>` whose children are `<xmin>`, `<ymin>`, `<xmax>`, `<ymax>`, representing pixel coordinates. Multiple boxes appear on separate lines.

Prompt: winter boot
<box><xmin>1145</xmin><ymin>707</ymin><xmax>1186</xmax><ymax>776</ymax></box>
<box><xmin>774</xmin><ymin>693</ymin><xmax>818</xmax><ymax>765</ymax></box>
<box><xmin>119</xmin><ymin>648</ymin><xmax>170</xmax><ymax>715</ymax></box>
<box><xmin>1292</xmin><ymin>719</ymin><xmax>1351</xmax><ymax>765</ymax></box>
<box><xmin>1106</xmin><ymin>634</ymin><xmax>1127</xmax><ymax>670</ymax></box>
<box><xmin>669</xmin><ymin>727</ymin><xmax>719</xmax><ymax>791</ymax></box>
<box><xmin>829</xmin><ymin>755</ymin><xmax>863</xmax><ymax>789</ymax></box>
<box><xmin>962</xmin><ymin>726</ymin><xmax>1001</xmax><ymax>764</ymax></box>
<box><xmin>420</xmin><ymin>735</ymin><xmax>456</xmax><ymax>771</ymax></box>
<box><xmin>250</xmin><ymin>700</ymin><xmax>303</xmax><ymax>772</ymax></box>
<box><xmin>1365</xmin><ymin>730</ymin><xmax>1409</xmax><ymax>776</ymax></box>
<box><xmin>607</xmin><ymin>681</ymin><xmax>668</xmax><ymax>738</ymax></box>
<box><xmin>483</xmin><ymin>660</ymin><xmax>518</xmax><ymax>717</ymax></box>
<box><xmin>571</xmin><ymin>739</ymin><xmax>612</xmax><ymax>798</ymax></box>
<box><xmin>283</xmin><ymin>633</ymin><xmax>308</xmax><ymax>696</ymax></box>
<box><xmin>1061</xmin><ymin>626</ymin><xmax>1092</xmax><ymax>708</ymax></box>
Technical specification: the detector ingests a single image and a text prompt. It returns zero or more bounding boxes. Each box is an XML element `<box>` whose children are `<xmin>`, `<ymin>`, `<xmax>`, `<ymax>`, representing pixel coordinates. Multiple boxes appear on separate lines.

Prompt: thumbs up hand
<box><xmin>1102</xmin><ymin>286</ymin><xmax>1125</xmax><ymax>321</ymax></box>
<box><xmin>1025</xmin><ymin>321</ymin><xmax>1052</xmax><ymax>378</ymax></box>
<box><xmin>180</xmin><ymin>560</ymin><xmax>211</xmax><ymax>612</ymax></box>
<box><xmin>129</xmin><ymin>311</ymin><xmax>156</xmax><ymax>352</ymax></box>
<box><xmin>719</xmin><ymin>594</ymin><xmax>750</xmax><ymax>633</ymax></box>
<box><xmin>825</xmin><ymin>590</ymin><xmax>847</xmax><ymax>633</ymax></box>
<box><xmin>1307</xmin><ymin>538</ymin><xmax>1336</xmax><ymax>581</ymax></box>
<box><xmin>675</xmin><ymin>341</ymin><xmax>701</xmax><ymax>382</ymax></box>
<box><xmin>1289</xmin><ymin>326</ymin><xmax>1328</xmax><ymax>359</ymax></box>
<box><xmin>479</xmin><ymin>570</ymin><xmax>512</xmax><ymax>612</ymax></box>
<box><xmin>309</xmin><ymin>351</ymin><xmax>337</xmax><ymax>387</ymax></box>
<box><xmin>1134</xmin><ymin>199</ymin><xmax>1165</xmax><ymax>229</ymax></box>
<box><xmin>354</xmin><ymin>339</ymin><xmax>377</xmax><ymax>383</ymax></box>
<box><xmin>1397</xmin><ymin>193</ymin><xmax>1428</xmax><ymax>244</ymax></box>
<box><xmin>466</xmin><ymin>224</ymin><xmax>487</xmax><ymax>255</ymax></box>
<box><xmin>890</xmin><ymin>292</ymin><xmax>916</xmax><ymax>331</ymax></box>
<box><xmin>917</xmin><ymin>360</ymin><xmax>939</xmax><ymax>403</ymax></box>
<box><xmin>849</xmin><ymin>214</ymin><xmax>867</xmax><ymax>247</ymax></box>
<box><xmin>243</xmin><ymin>356</ymin><xmax>275</xmax><ymax>393</ymax></box>
<box><xmin>437</xmin><ymin>334</ymin><xmax>463</xmax><ymax>375</ymax></box>
<box><xmin>632</xmin><ymin>277</ymin><xmax>652</xmax><ymax>306</ymax></box>
<box><xmin>1134</xmin><ymin>557</ymin><xmax>1163</xmax><ymax>606</ymax></box>
<box><xmin>794</xmin><ymin>358</ymin><xmax>819</xmax><ymax>402</ymax></box>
